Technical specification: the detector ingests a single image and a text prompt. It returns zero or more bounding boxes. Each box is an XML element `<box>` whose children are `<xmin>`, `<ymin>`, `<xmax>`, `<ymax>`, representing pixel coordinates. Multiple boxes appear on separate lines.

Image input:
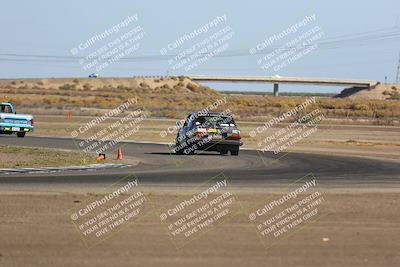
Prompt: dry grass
<box><xmin>1</xmin><ymin>77</ymin><xmax>399</xmax><ymax>125</ymax></box>
<box><xmin>0</xmin><ymin>145</ymin><xmax>97</xmax><ymax>168</ymax></box>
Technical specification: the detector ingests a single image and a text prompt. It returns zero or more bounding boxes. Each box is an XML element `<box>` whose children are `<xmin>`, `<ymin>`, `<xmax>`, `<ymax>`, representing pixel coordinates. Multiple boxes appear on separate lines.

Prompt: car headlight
<box><xmin>232</xmin><ymin>129</ymin><xmax>240</xmax><ymax>134</ymax></box>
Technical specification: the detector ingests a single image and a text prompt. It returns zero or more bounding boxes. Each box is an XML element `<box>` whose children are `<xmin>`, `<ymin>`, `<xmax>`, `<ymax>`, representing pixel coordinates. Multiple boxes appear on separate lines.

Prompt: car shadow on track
<box><xmin>146</xmin><ymin>152</ymin><xmax>228</xmax><ymax>156</ymax></box>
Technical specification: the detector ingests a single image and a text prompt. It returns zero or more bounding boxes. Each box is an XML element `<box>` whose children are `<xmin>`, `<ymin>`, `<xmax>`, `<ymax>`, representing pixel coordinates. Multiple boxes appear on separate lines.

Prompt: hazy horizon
<box><xmin>1</xmin><ymin>0</ymin><xmax>400</xmax><ymax>93</ymax></box>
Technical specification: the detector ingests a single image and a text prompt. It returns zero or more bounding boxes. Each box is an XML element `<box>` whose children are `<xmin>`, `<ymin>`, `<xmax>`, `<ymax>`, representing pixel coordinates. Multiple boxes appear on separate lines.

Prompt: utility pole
<box><xmin>396</xmin><ymin>52</ymin><xmax>400</xmax><ymax>84</ymax></box>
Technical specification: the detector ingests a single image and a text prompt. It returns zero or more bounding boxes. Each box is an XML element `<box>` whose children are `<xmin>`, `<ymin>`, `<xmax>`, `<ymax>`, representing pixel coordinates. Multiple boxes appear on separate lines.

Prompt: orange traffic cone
<box><xmin>117</xmin><ymin>148</ymin><xmax>123</xmax><ymax>160</ymax></box>
<box><xmin>96</xmin><ymin>153</ymin><xmax>106</xmax><ymax>161</ymax></box>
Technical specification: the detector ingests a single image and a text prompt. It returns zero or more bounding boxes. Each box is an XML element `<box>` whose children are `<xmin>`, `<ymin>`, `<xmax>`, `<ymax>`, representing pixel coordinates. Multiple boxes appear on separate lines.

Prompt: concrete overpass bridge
<box><xmin>189</xmin><ymin>75</ymin><xmax>380</xmax><ymax>96</ymax></box>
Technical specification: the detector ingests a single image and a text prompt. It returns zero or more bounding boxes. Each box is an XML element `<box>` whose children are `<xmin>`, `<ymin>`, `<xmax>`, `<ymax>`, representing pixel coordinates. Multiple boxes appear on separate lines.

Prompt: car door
<box><xmin>177</xmin><ymin>114</ymin><xmax>192</xmax><ymax>144</ymax></box>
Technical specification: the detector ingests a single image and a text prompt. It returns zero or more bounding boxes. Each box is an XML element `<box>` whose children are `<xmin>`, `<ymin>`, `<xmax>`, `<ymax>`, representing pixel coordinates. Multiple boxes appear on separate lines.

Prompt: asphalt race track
<box><xmin>1</xmin><ymin>136</ymin><xmax>399</xmax><ymax>189</ymax></box>
<box><xmin>1</xmin><ymin>136</ymin><xmax>400</xmax><ymax>267</ymax></box>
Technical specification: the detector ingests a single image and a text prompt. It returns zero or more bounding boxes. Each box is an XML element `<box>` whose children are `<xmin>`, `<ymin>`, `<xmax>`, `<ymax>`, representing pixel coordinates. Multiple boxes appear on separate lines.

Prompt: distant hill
<box><xmin>336</xmin><ymin>84</ymin><xmax>400</xmax><ymax>100</ymax></box>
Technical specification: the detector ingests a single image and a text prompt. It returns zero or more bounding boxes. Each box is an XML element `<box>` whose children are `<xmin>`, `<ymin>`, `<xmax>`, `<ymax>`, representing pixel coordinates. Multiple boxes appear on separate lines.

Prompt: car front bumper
<box><xmin>0</xmin><ymin>125</ymin><xmax>33</xmax><ymax>132</ymax></box>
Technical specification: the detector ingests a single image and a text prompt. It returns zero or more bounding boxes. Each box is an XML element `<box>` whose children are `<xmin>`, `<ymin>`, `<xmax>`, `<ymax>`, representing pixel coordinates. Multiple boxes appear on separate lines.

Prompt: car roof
<box><xmin>191</xmin><ymin>112</ymin><xmax>232</xmax><ymax>117</ymax></box>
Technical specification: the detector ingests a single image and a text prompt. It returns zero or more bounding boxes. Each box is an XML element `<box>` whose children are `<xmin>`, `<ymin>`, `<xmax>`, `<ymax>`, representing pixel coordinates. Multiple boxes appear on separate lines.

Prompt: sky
<box><xmin>1</xmin><ymin>0</ymin><xmax>400</xmax><ymax>93</ymax></box>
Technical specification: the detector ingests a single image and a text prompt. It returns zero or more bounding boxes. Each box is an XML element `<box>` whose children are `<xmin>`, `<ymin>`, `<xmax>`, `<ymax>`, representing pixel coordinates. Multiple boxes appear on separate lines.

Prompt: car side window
<box><xmin>182</xmin><ymin>115</ymin><xmax>190</xmax><ymax>128</ymax></box>
<box><xmin>185</xmin><ymin>115</ymin><xmax>194</xmax><ymax>129</ymax></box>
<box><xmin>185</xmin><ymin>119</ymin><xmax>190</xmax><ymax>129</ymax></box>
<box><xmin>188</xmin><ymin>115</ymin><xmax>197</xmax><ymax>129</ymax></box>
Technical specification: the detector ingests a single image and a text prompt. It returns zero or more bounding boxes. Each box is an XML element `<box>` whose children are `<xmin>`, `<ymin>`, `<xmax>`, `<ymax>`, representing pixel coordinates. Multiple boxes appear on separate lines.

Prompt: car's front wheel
<box><xmin>17</xmin><ymin>132</ymin><xmax>25</xmax><ymax>138</ymax></box>
<box><xmin>219</xmin><ymin>148</ymin><xmax>228</xmax><ymax>155</ymax></box>
<box><xmin>175</xmin><ymin>141</ymin><xmax>184</xmax><ymax>155</ymax></box>
<box><xmin>175</xmin><ymin>140</ymin><xmax>195</xmax><ymax>155</ymax></box>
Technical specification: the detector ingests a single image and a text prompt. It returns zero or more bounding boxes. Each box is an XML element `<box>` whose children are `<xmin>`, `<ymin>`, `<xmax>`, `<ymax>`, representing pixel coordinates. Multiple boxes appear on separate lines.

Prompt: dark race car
<box><xmin>175</xmin><ymin>112</ymin><xmax>243</xmax><ymax>156</ymax></box>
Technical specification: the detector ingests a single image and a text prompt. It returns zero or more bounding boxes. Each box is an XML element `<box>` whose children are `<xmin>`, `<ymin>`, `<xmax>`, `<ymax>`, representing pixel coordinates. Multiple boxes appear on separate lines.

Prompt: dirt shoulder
<box><xmin>0</xmin><ymin>191</ymin><xmax>398</xmax><ymax>267</ymax></box>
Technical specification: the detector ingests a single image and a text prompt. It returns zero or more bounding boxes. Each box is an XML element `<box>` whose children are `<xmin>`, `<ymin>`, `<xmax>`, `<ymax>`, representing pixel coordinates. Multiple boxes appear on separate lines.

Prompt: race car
<box><xmin>175</xmin><ymin>112</ymin><xmax>242</xmax><ymax>156</ymax></box>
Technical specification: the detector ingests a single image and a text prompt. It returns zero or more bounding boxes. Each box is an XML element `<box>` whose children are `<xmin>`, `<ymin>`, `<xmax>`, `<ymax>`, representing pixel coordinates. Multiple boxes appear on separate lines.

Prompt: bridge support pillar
<box><xmin>273</xmin><ymin>83</ymin><xmax>279</xmax><ymax>96</ymax></box>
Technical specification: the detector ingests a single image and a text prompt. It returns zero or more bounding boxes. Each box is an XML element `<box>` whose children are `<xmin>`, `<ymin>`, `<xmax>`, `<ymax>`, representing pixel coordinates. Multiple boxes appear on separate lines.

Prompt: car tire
<box><xmin>183</xmin><ymin>145</ymin><xmax>195</xmax><ymax>155</ymax></box>
<box><xmin>175</xmin><ymin>142</ymin><xmax>184</xmax><ymax>155</ymax></box>
<box><xmin>17</xmin><ymin>132</ymin><xmax>25</xmax><ymax>138</ymax></box>
<box><xmin>230</xmin><ymin>146</ymin><xmax>239</xmax><ymax>156</ymax></box>
<box><xmin>219</xmin><ymin>149</ymin><xmax>228</xmax><ymax>155</ymax></box>
<box><xmin>175</xmin><ymin>141</ymin><xmax>194</xmax><ymax>155</ymax></box>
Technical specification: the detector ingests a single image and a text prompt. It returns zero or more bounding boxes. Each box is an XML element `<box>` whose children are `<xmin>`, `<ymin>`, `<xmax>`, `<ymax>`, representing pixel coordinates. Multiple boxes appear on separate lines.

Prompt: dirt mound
<box><xmin>336</xmin><ymin>84</ymin><xmax>400</xmax><ymax>100</ymax></box>
<box><xmin>0</xmin><ymin>76</ymin><xmax>217</xmax><ymax>95</ymax></box>
<box><xmin>0</xmin><ymin>76</ymin><xmax>221</xmax><ymax>118</ymax></box>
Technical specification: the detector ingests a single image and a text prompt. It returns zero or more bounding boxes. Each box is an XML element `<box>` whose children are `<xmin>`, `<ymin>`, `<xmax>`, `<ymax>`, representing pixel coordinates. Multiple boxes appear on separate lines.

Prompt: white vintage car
<box><xmin>0</xmin><ymin>102</ymin><xmax>34</xmax><ymax>138</ymax></box>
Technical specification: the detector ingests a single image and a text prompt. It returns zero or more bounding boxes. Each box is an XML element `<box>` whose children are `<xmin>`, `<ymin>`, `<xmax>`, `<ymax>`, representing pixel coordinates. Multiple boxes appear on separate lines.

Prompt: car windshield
<box><xmin>196</xmin><ymin>116</ymin><xmax>235</xmax><ymax>128</ymax></box>
<box><xmin>0</xmin><ymin>105</ymin><xmax>12</xmax><ymax>113</ymax></box>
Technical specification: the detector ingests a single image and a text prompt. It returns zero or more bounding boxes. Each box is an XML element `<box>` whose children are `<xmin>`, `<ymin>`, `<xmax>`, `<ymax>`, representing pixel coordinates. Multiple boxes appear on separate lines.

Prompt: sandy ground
<box><xmin>0</xmin><ymin>189</ymin><xmax>399</xmax><ymax>267</ymax></box>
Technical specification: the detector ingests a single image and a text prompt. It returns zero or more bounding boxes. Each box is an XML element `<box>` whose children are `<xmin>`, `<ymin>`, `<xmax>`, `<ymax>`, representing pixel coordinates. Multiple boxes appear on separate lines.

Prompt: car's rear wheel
<box><xmin>230</xmin><ymin>146</ymin><xmax>239</xmax><ymax>156</ymax></box>
<box><xmin>17</xmin><ymin>132</ymin><xmax>25</xmax><ymax>138</ymax></box>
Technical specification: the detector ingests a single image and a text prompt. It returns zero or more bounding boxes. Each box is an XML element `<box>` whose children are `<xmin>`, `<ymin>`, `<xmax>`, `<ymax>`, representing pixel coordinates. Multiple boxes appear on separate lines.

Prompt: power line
<box><xmin>1</xmin><ymin>27</ymin><xmax>400</xmax><ymax>64</ymax></box>
<box><xmin>396</xmin><ymin>52</ymin><xmax>400</xmax><ymax>83</ymax></box>
<box><xmin>2</xmin><ymin>28</ymin><xmax>400</xmax><ymax>60</ymax></box>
